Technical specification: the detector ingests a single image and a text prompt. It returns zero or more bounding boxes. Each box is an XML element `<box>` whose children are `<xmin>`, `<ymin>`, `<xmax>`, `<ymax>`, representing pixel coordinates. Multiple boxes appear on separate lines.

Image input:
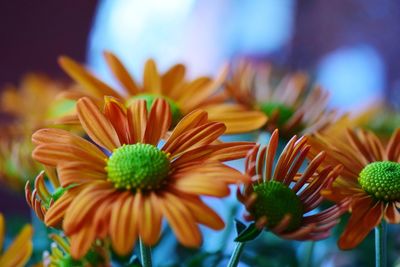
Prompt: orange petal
<box><xmin>58</xmin><ymin>56</ymin><xmax>121</xmax><ymax>98</ymax></box>
<box><xmin>385</xmin><ymin>202</ymin><xmax>400</xmax><ymax>223</ymax></box>
<box><xmin>69</xmin><ymin>222</ymin><xmax>96</xmax><ymax>260</ymax></box>
<box><xmin>33</xmin><ymin>143</ymin><xmax>105</xmax><ymax>167</ymax></box>
<box><xmin>207</xmin><ymin>142</ymin><xmax>255</xmax><ymax>162</ymax></box>
<box><xmin>159</xmin><ymin>192</ymin><xmax>202</xmax><ymax>247</ymax></box>
<box><xmin>57</xmin><ymin>162</ymin><xmax>107</xmax><ymax>187</ymax></box>
<box><xmin>32</xmin><ymin>128</ymin><xmax>104</xmax><ymax>162</ymax></box>
<box><xmin>386</xmin><ymin>128</ymin><xmax>400</xmax><ymax>161</ymax></box>
<box><xmin>162</xmin><ymin>109</ymin><xmax>208</xmax><ymax>150</ymax></box>
<box><xmin>44</xmin><ymin>186</ymin><xmax>83</xmax><ymax>227</ymax></box>
<box><xmin>63</xmin><ymin>183</ymin><xmax>114</xmax><ymax>234</ymax></box>
<box><xmin>138</xmin><ymin>193</ymin><xmax>162</xmax><ymax>245</ymax></box>
<box><xmin>103</xmin><ymin>51</ymin><xmax>140</xmax><ymax>96</ymax></box>
<box><xmin>52</xmin><ymin>114</ymin><xmax>81</xmax><ymax>125</ymax></box>
<box><xmin>178</xmin><ymin>65</ymin><xmax>228</xmax><ymax>112</ymax></box>
<box><xmin>182</xmin><ymin>195</ymin><xmax>224</xmax><ymax>230</ymax></box>
<box><xmin>338</xmin><ymin>197</ymin><xmax>378</xmax><ymax>249</ymax></box>
<box><xmin>206</xmin><ymin>104</ymin><xmax>267</xmax><ymax>134</ymax></box>
<box><xmin>172</xmin><ymin>176</ymin><xmax>230</xmax><ymax>197</ymax></box>
<box><xmin>0</xmin><ymin>225</ymin><xmax>33</xmax><ymax>267</ymax></box>
<box><xmin>104</xmin><ymin>96</ymin><xmax>131</xmax><ymax>144</ymax></box>
<box><xmin>143</xmin><ymin>59</ymin><xmax>161</xmax><ymax>94</ymax></box>
<box><xmin>127</xmin><ymin>99</ymin><xmax>148</xmax><ymax>143</ymax></box>
<box><xmin>163</xmin><ymin>122</ymin><xmax>226</xmax><ymax>158</ymax></box>
<box><xmin>174</xmin><ymin>77</ymin><xmax>210</xmax><ymax>107</ymax></box>
<box><xmin>143</xmin><ymin>98</ymin><xmax>172</xmax><ymax>145</ymax></box>
<box><xmin>110</xmin><ymin>192</ymin><xmax>137</xmax><ymax>255</ymax></box>
<box><xmin>264</xmin><ymin>129</ymin><xmax>279</xmax><ymax>180</ymax></box>
<box><xmin>77</xmin><ymin>97</ymin><xmax>121</xmax><ymax>151</ymax></box>
<box><xmin>172</xmin><ymin>142</ymin><xmax>254</xmax><ymax>166</ymax></box>
<box><xmin>174</xmin><ymin>161</ymin><xmax>249</xmax><ymax>184</ymax></box>
<box><xmin>161</xmin><ymin>63</ymin><xmax>186</xmax><ymax>96</ymax></box>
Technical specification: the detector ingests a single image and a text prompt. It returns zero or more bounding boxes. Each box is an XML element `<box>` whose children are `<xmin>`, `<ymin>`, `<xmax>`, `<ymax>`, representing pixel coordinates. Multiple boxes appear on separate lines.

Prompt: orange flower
<box><xmin>350</xmin><ymin>103</ymin><xmax>400</xmax><ymax>143</ymax></box>
<box><xmin>308</xmin><ymin>128</ymin><xmax>400</xmax><ymax>249</ymax></box>
<box><xmin>223</xmin><ymin>61</ymin><xmax>338</xmax><ymax>138</ymax></box>
<box><xmin>56</xmin><ymin>52</ymin><xmax>267</xmax><ymax>133</ymax></box>
<box><xmin>0</xmin><ymin>213</ymin><xmax>33</xmax><ymax>267</ymax></box>
<box><xmin>0</xmin><ymin>74</ymin><xmax>76</xmax><ymax>190</ymax></box>
<box><xmin>237</xmin><ymin>130</ymin><xmax>347</xmax><ymax>241</ymax></box>
<box><xmin>32</xmin><ymin>97</ymin><xmax>254</xmax><ymax>259</ymax></box>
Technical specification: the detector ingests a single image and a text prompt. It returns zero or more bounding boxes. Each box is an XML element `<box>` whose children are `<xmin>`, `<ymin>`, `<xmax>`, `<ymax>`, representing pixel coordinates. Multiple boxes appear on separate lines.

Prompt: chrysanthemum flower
<box><xmin>222</xmin><ymin>61</ymin><xmax>338</xmax><ymax>138</ymax></box>
<box><xmin>56</xmin><ymin>51</ymin><xmax>267</xmax><ymax>133</ymax></box>
<box><xmin>32</xmin><ymin>96</ymin><xmax>254</xmax><ymax>259</ymax></box>
<box><xmin>351</xmin><ymin>103</ymin><xmax>400</xmax><ymax>143</ymax></box>
<box><xmin>237</xmin><ymin>130</ymin><xmax>347</xmax><ymax>241</ymax></box>
<box><xmin>308</xmin><ymin>128</ymin><xmax>400</xmax><ymax>249</ymax></box>
<box><xmin>315</xmin><ymin>102</ymin><xmax>400</xmax><ymax>145</ymax></box>
<box><xmin>0</xmin><ymin>74</ymin><xmax>75</xmax><ymax>190</ymax></box>
<box><xmin>0</xmin><ymin>213</ymin><xmax>33</xmax><ymax>267</ymax></box>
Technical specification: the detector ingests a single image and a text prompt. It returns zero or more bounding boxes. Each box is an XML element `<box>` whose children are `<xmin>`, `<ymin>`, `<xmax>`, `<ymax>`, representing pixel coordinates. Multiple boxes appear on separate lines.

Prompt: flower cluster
<box><xmin>1</xmin><ymin>54</ymin><xmax>399</xmax><ymax>266</ymax></box>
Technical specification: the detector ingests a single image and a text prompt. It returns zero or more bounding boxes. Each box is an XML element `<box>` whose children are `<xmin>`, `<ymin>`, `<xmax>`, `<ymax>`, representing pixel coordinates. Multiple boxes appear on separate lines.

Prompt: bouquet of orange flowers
<box><xmin>1</xmin><ymin>53</ymin><xmax>398</xmax><ymax>267</ymax></box>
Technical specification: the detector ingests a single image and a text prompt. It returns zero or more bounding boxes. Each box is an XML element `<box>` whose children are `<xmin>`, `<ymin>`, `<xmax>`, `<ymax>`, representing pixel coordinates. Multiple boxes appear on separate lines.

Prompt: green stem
<box><xmin>139</xmin><ymin>238</ymin><xmax>152</xmax><ymax>267</ymax></box>
<box><xmin>375</xmin><ymin>221</ymin><xmax>387</xmax><ymax>267</ymax></box>
<box><xmin>227</xmin><ymin>242</ymin><xmax>246</xmax><ymax>267</ymax></box>
<box><xmin>303</xmin><ymin>241</ymin><xmax>315</xmax><ymax>267</ymax></box>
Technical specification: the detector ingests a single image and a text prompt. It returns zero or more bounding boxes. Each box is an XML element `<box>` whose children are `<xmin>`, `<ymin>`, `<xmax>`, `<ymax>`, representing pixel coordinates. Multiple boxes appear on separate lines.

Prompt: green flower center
<box><xmin>251</xmin><ymin>181</ymin><xmax>303</xmax><ymax>232</ymax></box>
<box><xmin>127</xmin><ymin>93</ymin><xmax>182</xmax><ymax>125</ymax></box>
<box><xmin>106</xmin><ymin>144</ymin><xmax>170</xmax><ymax>190</ymax></box>
<box><xmin>358</xmin><ymin>161</ymin><xmax>400</xmax><ymax>201</ymax></box>
<box><xmin>259</xmin><ymin>102</ymin><xmax>294</xmax><ymax>127</ymax></box>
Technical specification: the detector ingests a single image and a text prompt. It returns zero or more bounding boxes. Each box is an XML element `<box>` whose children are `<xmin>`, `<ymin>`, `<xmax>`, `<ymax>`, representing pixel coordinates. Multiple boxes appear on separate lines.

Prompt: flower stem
<box><xmin>139</xmin><ymin>238</ymin><xmax>152</xmax><ymax>267</ymax></box>
<box><xmin>227</xmin><ymin>242</ymin><xmax>245</xmax><ymax>267</ymax></box>
<box><xmin>375</xmin><ymin>221</ymin><xmax>387</xmax><ymax>267</ymax></box>
<box><xmin>302</xmin><ymin>241</ymin><xmax>315</xmax><ymax>267</ymax></box>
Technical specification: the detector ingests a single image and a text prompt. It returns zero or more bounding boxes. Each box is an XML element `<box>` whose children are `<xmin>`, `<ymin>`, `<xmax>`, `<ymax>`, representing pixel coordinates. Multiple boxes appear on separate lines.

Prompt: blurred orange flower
<box><xmin>223</xmin><ymin>61</ymin><xmax>339</xmax><ymax>138</ymax></box>
<box><xmin>0</xmin><ymin>213</ymin><xmax>33</xmax><ymax>267</ymax></box>
<box><xmin>57</xmin><ymin>52</ymin><xmax>267</xmax><ymax>133</ymax></box>
<box><xmin>0</xmin><ymin>74</ymin><xmax>75</xmax><ymax>190</ymax></box>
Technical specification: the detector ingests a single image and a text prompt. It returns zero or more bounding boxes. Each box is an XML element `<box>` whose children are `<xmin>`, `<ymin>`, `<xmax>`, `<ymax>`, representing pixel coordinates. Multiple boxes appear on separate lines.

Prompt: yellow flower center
<box><xmin>106</xmin><ymin>144</ymin><xmax>170</xmax><ymax>190</ymax></box>
<box><xmin>358</xmin><ymin>161</ymin><xmax>400</xmax><ymax>201</ymax></box>
<box><xmin>251</xmin><ymin>181</ymin><xmax>303</xmax><ymax>232</ymax></box>
<box><xmin>127</xmin><ymin>94</ymin><xmax>182</xmax><ymax>125</ymax></box>
<box><xmin>259</xmin><ymin>102</ymin><xmax>294</xmax><ymax>127</ymax></box>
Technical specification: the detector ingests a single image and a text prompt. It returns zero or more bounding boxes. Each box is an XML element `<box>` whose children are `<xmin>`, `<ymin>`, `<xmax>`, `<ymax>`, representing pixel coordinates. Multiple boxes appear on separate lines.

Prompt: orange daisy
<box><xmin>222</xmin><ymin>60</ymin><xmax>338</xmax><ymax>138</ymax></box>
<box><xmin>0</xmin><ymin>74</ymin><xmax>76</xmax><ymax>190</ymax></box>
<box><xmin>237</xmin><ymin>130</ymin><xmax>348</xmax><ymax>241</ymax></box>
<box><xmin>32</xmin><ymin>96</ymin><xmax>254</xmax><ymax>259</ymax></box>
<box><xmin>0</xmin><ymin>213</ymin><xmax>33</xmax><ymax>267</ymax></box>
<box><xmin>308</xmin><ymin>128</ymin><xmax>400</xmax><ymax>249</ymax></box>
<box><xmin>351</xmin><ymin>103</ymin><xmax>400</xmax><ymax>143</ymax></box>
<box><xmin>56</xmin><ymin>51</ymin><xmax>267</xmax><ymax>133</ymax></box>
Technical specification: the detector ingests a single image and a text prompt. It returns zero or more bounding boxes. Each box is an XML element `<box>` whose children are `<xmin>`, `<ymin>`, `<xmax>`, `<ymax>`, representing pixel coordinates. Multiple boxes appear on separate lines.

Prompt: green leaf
<box><xmin>234</xmin><ymin>219</ymin><xmax>247</xmax><ymax>235</ymax></box>
<box><xmin>234</xmin><ymin>223</ymin><xmax>262</xmax><ymax>242</ymax></box>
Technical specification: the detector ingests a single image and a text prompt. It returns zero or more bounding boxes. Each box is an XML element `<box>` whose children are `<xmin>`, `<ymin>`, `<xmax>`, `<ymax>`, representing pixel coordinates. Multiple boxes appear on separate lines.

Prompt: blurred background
<box><xmin>1</xmin><ymin>1</ymin><xmax>400</xmax><ymax>266</ymax></box>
